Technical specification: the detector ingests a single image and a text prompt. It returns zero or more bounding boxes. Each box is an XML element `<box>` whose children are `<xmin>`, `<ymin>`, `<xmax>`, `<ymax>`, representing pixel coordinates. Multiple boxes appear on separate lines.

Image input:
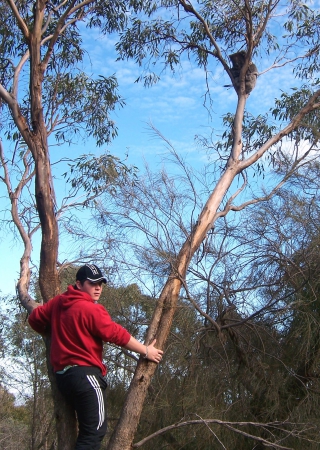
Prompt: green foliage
<box><xmin>98</xmin><ymin>282</ymin><xmax>158</xmax><ymax>443</ymax></box>
<box><xmin>89</xmin><ymin>159</ymin><xmax>320</xmax><ymax>449</ymax></box>
<box><xmin>1</xmin><ymin>1</ymin><xmax>320</xmax><ymax>448</ymax></box>
<box><xmin>5</xmin><ymin>191</ymin><xmax>320</xmax><ymax>450</ymax></box>
<box><xmin>115</xmin><ymin>0</ymin><xmax>296</xmax><ymax>88</ymax></box>
<box><xmin>284</xmin><ymin>4</ymin><xmax>320</xmax><ymax>80</ymax></box>
<box><xmin>272</xmin><ymin>84</ymin><xmax>320</xmax><ymax>143</ymax></box>
<box><xmin>0</xmin><ymin>385</ymin><xmax>29</xmax><ymax>450</ymax></box>
<box><xmin>62</xmin><ymin>152</ymin><xmax>138</xmax><ymax>199</ymax></box>
<box><xmin>0</xmin><ymin>0</ymin><xmax>129</xmax><ymax>145</ymax></box>
<box><xmin>43</xmin><ymin>72</ymin><xmax>125</xmax><ymax>145</ymax></box>
<box><xmin>196</xmin><ymin>111</ymin><xmax>278</xmax><ymax>175</ymax></box>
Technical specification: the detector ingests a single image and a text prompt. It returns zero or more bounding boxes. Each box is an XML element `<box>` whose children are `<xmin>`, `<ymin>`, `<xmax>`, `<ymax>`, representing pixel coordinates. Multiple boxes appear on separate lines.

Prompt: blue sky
<box><xmin>0</xmin><ymin>6</ymin><xmax>318</xmax><ymax>297</ymax></box>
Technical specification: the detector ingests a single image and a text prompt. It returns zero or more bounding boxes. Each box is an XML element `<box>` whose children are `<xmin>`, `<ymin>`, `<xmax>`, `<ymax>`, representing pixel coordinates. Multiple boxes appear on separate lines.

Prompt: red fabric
<box><xmin>28</xmin><ymin>285</ymin><xmax>131</xmax><ymax>376</ymax></box>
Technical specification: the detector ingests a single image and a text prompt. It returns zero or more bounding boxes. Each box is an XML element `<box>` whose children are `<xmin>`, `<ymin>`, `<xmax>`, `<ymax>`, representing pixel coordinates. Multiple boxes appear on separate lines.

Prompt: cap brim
<box><xmin>87</xmin><ymin>277</ymin><xmax>107</xmax><ymax>284</ymax></box>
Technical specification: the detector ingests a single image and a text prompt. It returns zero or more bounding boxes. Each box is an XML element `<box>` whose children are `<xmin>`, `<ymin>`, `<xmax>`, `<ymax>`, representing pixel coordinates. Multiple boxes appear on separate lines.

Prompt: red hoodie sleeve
<box><xmin>28</xmin><ymin>297</ymin><xmax>56</xmax><ymax>334</ymax></box>
<box><xmin>89</xmin><ymin>304</ymin><xmax>131</xmax><ymax>346</ymax></box>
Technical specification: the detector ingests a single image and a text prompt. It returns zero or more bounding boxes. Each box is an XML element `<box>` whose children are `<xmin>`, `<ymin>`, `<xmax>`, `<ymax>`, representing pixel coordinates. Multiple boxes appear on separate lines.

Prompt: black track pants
<box><xmin>56</xmin><ymin>366</ymin><xmax>108</xmax><ymax>450</ymax></box>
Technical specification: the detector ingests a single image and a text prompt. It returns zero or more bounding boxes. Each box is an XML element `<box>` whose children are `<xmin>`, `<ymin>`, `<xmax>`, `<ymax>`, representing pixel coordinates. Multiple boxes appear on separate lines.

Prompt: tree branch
<box><xmin>238</xmin><ymin>89</ymin><xmax>320</xmax><ymax>170</ymax></box>
<box><xmin>0</xmin><ymin>140</ymin><xmax>37</xmax><ymax>311</ymax></box>
<box><xmin>6</xmin><ymin>0</ymin><xmax>30</xmax><ymax>40</ymax></box>
<box><xmin>132</xmin><ymin>417</ymin><xmax>309</xmax><ymax>449</ymax></box>
<box><xmin>216</xmin><ymin>142</ymin><xmax>316</xmax><ymax>219</ymax></box>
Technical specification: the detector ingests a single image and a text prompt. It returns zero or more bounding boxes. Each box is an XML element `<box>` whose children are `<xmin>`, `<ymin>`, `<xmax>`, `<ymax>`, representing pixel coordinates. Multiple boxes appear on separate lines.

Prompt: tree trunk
<box><xmin>108</xmin><ymin>162</ymin><xmax>241</xmax><ymax>449</ymax></box>
<box><xmin>5</xmin><ymin>11</ymin><xmax>79</xmax><ymax>447</ymax></box>
<box><xmin>108</xmin><ymin>94</ymin><xmax>248</xmax><ymax>450</ymax></box>
<box><xmin>45</xmin><ymin>338</ymin><xmax>78</xmax><ymax>449</ymax></box>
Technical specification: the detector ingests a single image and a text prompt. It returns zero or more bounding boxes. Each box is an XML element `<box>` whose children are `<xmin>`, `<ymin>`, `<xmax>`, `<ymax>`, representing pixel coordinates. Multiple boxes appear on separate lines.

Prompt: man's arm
<box><xmin>124</xmin><ymin>337</ymin><xmax>163</xmax><ymax>363</ymax></box>
<box><xmin>28</xmin><ymin>301</ymin><xmax>52</xmax><ymax>335</ymax></box>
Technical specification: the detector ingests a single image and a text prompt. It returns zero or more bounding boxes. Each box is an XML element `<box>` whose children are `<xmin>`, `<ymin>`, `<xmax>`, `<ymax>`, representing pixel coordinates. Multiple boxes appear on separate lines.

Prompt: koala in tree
<box><xmin>228</xmin><ymin>51</ymin><xmax>258</xmax><ymax>95</ymax></box>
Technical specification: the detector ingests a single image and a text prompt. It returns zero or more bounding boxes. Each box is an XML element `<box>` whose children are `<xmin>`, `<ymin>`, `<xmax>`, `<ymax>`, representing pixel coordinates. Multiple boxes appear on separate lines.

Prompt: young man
<box><xmin>28</xmin><ymin>264</ymin><xmax>163</xmax><ymax>450</ymax></box>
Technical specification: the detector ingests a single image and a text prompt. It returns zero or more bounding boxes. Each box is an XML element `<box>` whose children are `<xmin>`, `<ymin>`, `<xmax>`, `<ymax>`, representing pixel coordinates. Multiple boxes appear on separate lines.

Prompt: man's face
<box><xmin>76</xmin><ymin>280</ymin><xmax>103</xmax><ymax>301</ymax></box>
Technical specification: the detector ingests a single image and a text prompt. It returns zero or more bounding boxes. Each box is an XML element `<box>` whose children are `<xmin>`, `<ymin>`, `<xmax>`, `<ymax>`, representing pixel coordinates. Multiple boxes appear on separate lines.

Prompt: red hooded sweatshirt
<box><xmin>28</xmin><ymin>285</ymin><xmax>131</xmax><ymax>376</ymax></box>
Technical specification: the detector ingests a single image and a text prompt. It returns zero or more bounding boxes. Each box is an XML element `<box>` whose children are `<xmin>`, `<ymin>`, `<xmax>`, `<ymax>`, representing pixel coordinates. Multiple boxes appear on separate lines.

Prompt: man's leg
<box><xmin>74</xmin><ymin>369</ymin><xmax>108</xmax><ymax>449</ymax></box>
<box><xmin>56</xmin><ymin>366</ymin><xmax>107</xmax><ymax>450</ymax></box>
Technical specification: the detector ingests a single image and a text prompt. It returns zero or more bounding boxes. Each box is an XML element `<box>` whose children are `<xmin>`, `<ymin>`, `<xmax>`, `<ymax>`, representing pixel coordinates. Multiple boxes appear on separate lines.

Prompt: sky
<box><xmin>0</xmin><ymin>3</ymin><xmax>318</xmax><ymax>298</ymax></box>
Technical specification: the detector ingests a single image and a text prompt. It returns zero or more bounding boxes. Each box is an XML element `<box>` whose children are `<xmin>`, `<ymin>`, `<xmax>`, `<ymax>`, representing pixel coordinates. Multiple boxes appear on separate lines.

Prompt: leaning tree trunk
<box><xmin>107</xmin><ymin>137</ymin><xmax>244</xmax><ymax>449</ymax></box>
<box><xmin>107</xmin><ymin>91</ymin><xmax>248</xmax><ymax>450</ymax></box>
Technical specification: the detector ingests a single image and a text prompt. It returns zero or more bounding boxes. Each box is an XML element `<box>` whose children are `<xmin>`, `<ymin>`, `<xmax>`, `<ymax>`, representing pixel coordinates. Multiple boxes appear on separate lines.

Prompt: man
<box><xmin>28</xmin><ymin>264</ymin><xmax>163</xmax><ymax>450</ymax></box>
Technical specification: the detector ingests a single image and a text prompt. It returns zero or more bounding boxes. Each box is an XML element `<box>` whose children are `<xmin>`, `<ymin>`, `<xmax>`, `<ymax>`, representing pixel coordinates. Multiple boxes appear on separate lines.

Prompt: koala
<box><xmin>228</xmin><ymin>51</ymin><xmax>258</xmax><ymax>95</ymax></box>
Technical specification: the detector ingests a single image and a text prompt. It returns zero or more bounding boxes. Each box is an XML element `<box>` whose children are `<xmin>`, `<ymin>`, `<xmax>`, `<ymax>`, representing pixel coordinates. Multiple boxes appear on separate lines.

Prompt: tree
<box><xmin>0</xmin><ymin>0</ymin><xmax>129</xmax><ymax>308</ymax></box>
<box><xmin>0</xmin><ymin>1</ymin><xmax>134</xmax><ymax>448</ymax></box>
<box><xmin>0</xmin><ymin>384</ymin><xmax>29</xmax><ymax>450</ymax></box>
<box><xmin>101</xmin><ymin>1</ymin><xmax>320</xmax><ymax>448</ymax></box>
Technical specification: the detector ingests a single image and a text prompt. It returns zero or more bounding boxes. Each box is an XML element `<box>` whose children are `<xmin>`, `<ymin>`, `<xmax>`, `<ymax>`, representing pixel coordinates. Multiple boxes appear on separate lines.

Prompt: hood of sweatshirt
<box><xmin>59</xmin><ymin>285</ymin><xmax>94</xmax><ymax>309</ymax></box>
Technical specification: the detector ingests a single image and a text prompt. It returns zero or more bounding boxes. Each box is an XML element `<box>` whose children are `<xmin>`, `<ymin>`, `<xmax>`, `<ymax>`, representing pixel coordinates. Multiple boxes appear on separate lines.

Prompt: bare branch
<box><xmin>178</xmin><ymin>0</ymin><xmax>229</xmax><ymax>73</ymax></box>
<box><xmin>180</xmin><ymin>275</ymin><xmax>221</xmax><ymax>334</ymax></box>
<box><xmin>216</xmin><ymin>143</ymin><xmax>316</xmax><ymax>219</ymax></box>
<box><xmin>132</xmin><ymin>417</ymin><xmax>312</xmax><ymax>448</ymax></box>
<box><xmin>6</xmin><ymin>0</ymin><xmax>30</xmax><ymax>40</ymax></box>
<box><xmin>260</xmin><ymin>46</ymin><xmax>320</xmax><ymax>75</ymax></box>
<box><xmin>12</xmin><ymin>50</ymin><xmax>30</xmax><ymax>99</ymax></box>
<box><xmin>239</xmin><ymin>90</ymin><xmax>320</xmax><ymax>170</ymax></box>
<box><xmin>0</xmin><ymin>140</ymin><xmax>37</xmax><ymax>311</ymax></box>
<box><xmin>253</xmin><ymin>0</ymin><xmax>280</xmax><ymax>46</ymax></box>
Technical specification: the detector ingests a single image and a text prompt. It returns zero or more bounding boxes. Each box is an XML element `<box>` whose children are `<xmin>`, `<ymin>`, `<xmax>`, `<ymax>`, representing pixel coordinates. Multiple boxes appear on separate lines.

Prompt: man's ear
<box><xmin>75</xmin><ymin>280</ymin><xmax>83</xmax><ymax>290</ymax></box>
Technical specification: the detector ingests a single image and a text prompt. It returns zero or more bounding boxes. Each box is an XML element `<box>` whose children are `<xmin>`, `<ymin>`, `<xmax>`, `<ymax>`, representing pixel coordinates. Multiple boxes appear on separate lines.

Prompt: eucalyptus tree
<box><xmin>0</xmin><ymin>0</ymin><xmax>138</xmax><ymax>448</ymax></box>
<box><xmin>101</xmin><ymin>1</ymin><xmax>320</xmax><ymax>449</ymax></box>
<box><xmin>0</xmin><ymin>0</ymin><xmax>130</xmax><ymax>308</ymax></box>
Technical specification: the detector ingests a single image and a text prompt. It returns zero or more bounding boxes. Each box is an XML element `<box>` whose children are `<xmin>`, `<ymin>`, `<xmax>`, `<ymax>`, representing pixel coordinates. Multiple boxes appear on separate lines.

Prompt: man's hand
<box><xmin>124</xmin><ymin>336</ymin><xmax>164</xmax><ymax>363</ymax></box>
<box><xmin>145</xmin><ymin>339</ymin><xmax>163</xmax><ymax>363</ymax></box>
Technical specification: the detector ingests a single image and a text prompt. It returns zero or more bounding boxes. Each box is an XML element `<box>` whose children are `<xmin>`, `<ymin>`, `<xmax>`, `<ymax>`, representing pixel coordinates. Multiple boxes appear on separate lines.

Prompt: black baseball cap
<box><xmin>76</xmin><ymin>264</ymin><xmax>107</xmax><ymax>284</ymax></box>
